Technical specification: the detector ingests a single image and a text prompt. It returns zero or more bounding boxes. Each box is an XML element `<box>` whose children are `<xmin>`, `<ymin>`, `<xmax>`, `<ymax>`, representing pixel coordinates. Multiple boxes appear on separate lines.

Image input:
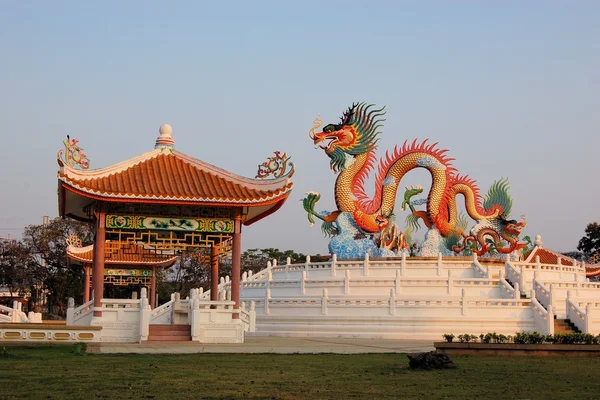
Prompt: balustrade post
<box><xmin>549</xmin><ymin>283</ymin><xmax>554</xmax><ymax>309</ymax></box>
<box><xmin>286</xmin><ymin>257</ymin><xmax>291</xmax><ymax>279</ymax></box>
<box><xmin>498</xmin><ymin>268</ymin><xmax>505</xmax><ymax>280</ymax></box>
<box><xmin>321</xmin><ymin>288</ymin><xmax>328</xmax><ymax>315</ymax></box>
<box><xmin>535</xmin><ymin>255</ymin><xmax>541</xmax><ymax>273</ymax></box>
<box><xmin>461</xmin><ymin>288</ymin><xmax>467</xmax><ymax>316</ymax></box>
<box><xmin>547</xmin><ymin>302</ymin><xmax>554</xmax><ymax>335</ymax></box>
<box><xmin>264</xmin><ymin>288</ymin><xmax>271</xmax><ymax>315</ymax></box>
<box><xmin>389</xmin><ymin>289</ymin><xmax>396</xmax><ymax>315</ymax></box>
<box><xmin>66</xmin><ymin>297</ymin><xmax>75</xmax><ymax>325</ymax></box>
<box><xmin>190</xmin><ymin>298</ymin><xmax>201</xmax><ymax>341</ymax></box>
<box><xmin>585</xmin><ymin>303</ymin><xmax>592</xmax><ymax>333</ymax></box>
<box><xmin>305</xmin><ymin>255</ymin><xmax>311</xmax><ymax>272</ymax></box>
<box><xmin>249</xmin><ymin>301</ymin><xmax>256</xmax><ymax>332</ymax></box>
<box><xmin>395</xmin><ymin>269</ymin><xmax>401</xmax><ymax>294</ymax></box>
<box><xmin>301</xmin><ymin>271</ymin><xmax>306</xmax><ymax>295</ymax></box>
<box><xmin>344</xmin><ymin>270</ymin><xmax>350</xmax><ymax>294</ymax></box>
<box><xmin>401</xmin><ymin>253</ymin><xmax>406</xmax><ymax>276</ymax></box>
<box><xmin>519</xmin><ymin>266</ymin><xmax>526</xmax><ymax>292</ymax></box>
<box><xmin>447</xmin><ymin>270</ymin><xmax>453</xmax><ymax>295</ymax></box>
<box><xmin>331</xmin><ymin>253</ymin><xmax>337</xmax><ymax>277</ymax></box>
<box><xmin>437</xmin><ymin>252</ymin><xmax>443</xmax><ymax>276</ymax></box>
<box><xmin>514</xmin><ymin>282</ymin><xmax>520</xmax><ymax>300</ymax></box>
<box><xmin>576</xmin><ymin>279</ymin><xmax>580</xmax><ymax>296</ymax></box>
<box><xmin>363</xmin><ymin>253</ymin><xmax>370</xmax><ymax>276</ymax></box>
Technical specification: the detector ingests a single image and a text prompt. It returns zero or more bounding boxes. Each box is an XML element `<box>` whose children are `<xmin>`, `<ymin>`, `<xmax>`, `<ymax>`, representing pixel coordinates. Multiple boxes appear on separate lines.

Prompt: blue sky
<box><xmin>1</xmin><ymin>1</ymin><xmax>598</xmax><ymax>255</ymax></box>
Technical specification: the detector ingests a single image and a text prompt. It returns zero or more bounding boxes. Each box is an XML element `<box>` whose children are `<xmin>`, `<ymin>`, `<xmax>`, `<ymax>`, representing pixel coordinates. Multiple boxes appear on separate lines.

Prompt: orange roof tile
<box><xmin>59</xmin><ymin>150</ymin><xmax>293</xmax><ymax>204</ymax></box>
<box><xmin>524</xmin><ymin>246</ymin><xmax>600</xmax><ymax>278</ymax></box>
<box><xmin>58</xmin><ymin>145</ymin><xmax>294</xmax><ymax>224</ymax></box>
<box><xmin>524</xmin><ymin>247</ymin><xmax>581</xmax><ymax>267</ymax></box>
<box><xmin>67</xmin><ymin>242</ymin><xmax>178</xmax><ymax>267</ymax></box>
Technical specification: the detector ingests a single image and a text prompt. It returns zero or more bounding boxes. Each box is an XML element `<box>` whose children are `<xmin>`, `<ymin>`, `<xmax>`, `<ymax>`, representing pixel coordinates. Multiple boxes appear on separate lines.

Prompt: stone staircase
<box><xmin>554</xmin><ymin>319</ymin><xmax>580</xmax><ymax>334</ymax></box>
<box><xmin>147</xmin><ymin>324</ymin><xmax>191</xmax><ymax>342</ymax></box>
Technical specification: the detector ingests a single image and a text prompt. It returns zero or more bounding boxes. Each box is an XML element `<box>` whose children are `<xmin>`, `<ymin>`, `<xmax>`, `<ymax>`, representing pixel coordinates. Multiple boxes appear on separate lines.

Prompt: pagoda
<box><xmin>57</xmin><ymin>124</ymin><xmax>294</xmax><ymax>323</ymax></box>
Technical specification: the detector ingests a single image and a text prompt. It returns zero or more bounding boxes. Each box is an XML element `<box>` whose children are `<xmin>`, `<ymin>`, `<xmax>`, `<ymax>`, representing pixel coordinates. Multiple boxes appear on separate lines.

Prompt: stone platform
<box><xmin>88</xmin><ymin>337</ymin><xmax>435</xmax><ymax>354</ymax></box>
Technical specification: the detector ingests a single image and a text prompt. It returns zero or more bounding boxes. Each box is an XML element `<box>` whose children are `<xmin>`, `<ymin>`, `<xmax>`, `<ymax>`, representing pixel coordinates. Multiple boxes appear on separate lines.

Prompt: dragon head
<box><xmin>498</xmin><ymin>214</ymin><xmax>527</xmax><ymax>243</ymax></box>
<box><xmin>310</xmin><ymin>102</ymin><xmax>385</xmax><ymax>173</ymax></box>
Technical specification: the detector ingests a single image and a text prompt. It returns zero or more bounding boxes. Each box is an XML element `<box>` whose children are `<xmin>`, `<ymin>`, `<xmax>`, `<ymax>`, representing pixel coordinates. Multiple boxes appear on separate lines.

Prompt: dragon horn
<box><xmin>309</xmin><ymin>116</ymin><xmax>323</xmax><ymax>140</ymax></box>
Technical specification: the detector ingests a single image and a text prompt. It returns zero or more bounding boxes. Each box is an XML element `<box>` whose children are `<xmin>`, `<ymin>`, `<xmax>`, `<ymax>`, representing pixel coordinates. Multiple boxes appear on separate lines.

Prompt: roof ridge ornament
<box><xmin>66</xmin><ymin>232</ymin><xmax>82</xmax><ymax>248</ymax></box>
<box><xmin>256</xmin><ymin>151</ymin><xmax>294</xmax><ymax>179</ymax></box>
<box><xmin>57</xmin><ymin>135</ymin><xmax>90</xmax><ymax>169</ymax></box>
<box><xmin>155</xmin><ymin>124</ymin><xmax>175</xmax><ymax>150</ymax></box>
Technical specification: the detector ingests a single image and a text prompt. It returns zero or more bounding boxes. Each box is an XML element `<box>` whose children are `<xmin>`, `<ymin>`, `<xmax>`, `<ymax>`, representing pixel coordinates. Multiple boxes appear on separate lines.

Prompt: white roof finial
<box><xmin>155</xmin><ymin>124</ymin><xmax>175</xmax><ymax>149</ymax></box>
<box><xmin>534</xmin><ymin>234</ymin><xmax>543</xmax><ymax>247</ymax></box>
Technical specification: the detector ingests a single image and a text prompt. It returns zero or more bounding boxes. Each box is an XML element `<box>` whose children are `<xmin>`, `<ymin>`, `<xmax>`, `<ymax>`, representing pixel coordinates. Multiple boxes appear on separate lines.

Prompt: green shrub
<box><xmin>458</xmin><ymin>334</ymin><xmax>478</xmax><ymax>343</ymax></box>
<box><xmin>445</xmin><ymin>332</ymin><xmax>599</xmax><ymax>345</ymax></box>
<box><xmin>442</xmin><ymin>334</ymin><xmax>455</xmax><ymax>343</ymax></box>
<box><xmin>72</xmin><ymin>342</ymin><xmax>87</xmax><ymax>356</ymax></box>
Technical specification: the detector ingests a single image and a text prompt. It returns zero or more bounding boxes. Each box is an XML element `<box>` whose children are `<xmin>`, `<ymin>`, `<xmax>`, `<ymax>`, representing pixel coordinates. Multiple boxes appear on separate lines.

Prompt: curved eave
<box><xmin>59</xmin><ymin>181</ymin><xmax>293</xmax><ymax>221</ymax></box>
<box><xmin>59</xmin><ymin>180</ymin><xmax>293</xmax><ymax>206</ymax></box>
<box><xmin>67</xmin><ymin>245</ymin><xmax>178</xmax><ymax>268</ymax></box>
<box><xmin>244</xmin><ymin>195</ymin><xmax>290</xmax><ymax>226</ymax></box>
<box><xmin>586</xmin><ymin>267</ymin><xmax>600</xmax><ymax>278</ymax></box>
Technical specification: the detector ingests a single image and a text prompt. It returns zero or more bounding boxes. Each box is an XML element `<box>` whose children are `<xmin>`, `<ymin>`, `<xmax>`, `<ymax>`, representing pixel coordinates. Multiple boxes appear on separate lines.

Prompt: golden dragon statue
<box><xmin>302</xmin><ymin>102</ymin><xmax>528</xmax><ymax>259</ymax></box>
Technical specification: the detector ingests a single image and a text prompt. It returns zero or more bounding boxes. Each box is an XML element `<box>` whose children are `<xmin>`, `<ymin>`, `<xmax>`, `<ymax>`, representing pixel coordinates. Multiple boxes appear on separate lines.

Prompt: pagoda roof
<box><xmin>524</xmin><ymin>246</ymin><xmax>582</xmax><ymax>267</ymax></box>
<box><xmin>523</xmin><ymin>244</ymin><xmax>600</xmax><ymax>278</ymax></box>
<box><xmin>67</xmin><ymin>242</ymin><xmax>178</xmax><ymax>267</ymax></box>
<box><xmin>57</xmin><ymin>125</ymin><xmax>294</xmax><ymax>224</ymax></box>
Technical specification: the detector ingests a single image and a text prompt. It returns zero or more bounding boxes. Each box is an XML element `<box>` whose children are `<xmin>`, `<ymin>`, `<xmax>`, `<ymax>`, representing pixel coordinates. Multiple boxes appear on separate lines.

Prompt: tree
<box><xmin>560</xmin><ymin>251</ymin><xmax>585</xmax><ymax>261</ymax></box>
<box><xmin>21</xmin><ymin>217</ymin><xmax>94</xmax><ymax>316</ymax></box>
<box><xmin>577</xmin><ymin>222</ymin><xmax>600</xmax><ymax>260</ymax></box>
<box><xmin>166</xmin><ymin>248</ymin><xmax>212</xmax><ymax>297</ymax></box>
<box><xmin>0</xmin><ymin>238</ymin><xmax>35</xmax><ymax>306</ymax></box>
<box><xmin>241</xmin><ymin>248</ymin><xmax>309</xmax><ymax>275</ymax></box>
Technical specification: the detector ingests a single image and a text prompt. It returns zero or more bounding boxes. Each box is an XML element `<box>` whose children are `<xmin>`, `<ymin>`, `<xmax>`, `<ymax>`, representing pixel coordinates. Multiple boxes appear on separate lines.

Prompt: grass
<box><xmin>1</xmin><ymin>345</ymin><xmax>600</xmax><ymax>399</ymax></box>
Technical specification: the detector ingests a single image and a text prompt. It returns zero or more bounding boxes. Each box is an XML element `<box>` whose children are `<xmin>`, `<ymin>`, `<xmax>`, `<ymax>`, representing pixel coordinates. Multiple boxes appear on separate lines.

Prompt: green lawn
<box><xmin>1</xmin><ymin>345</ymin><xmax>599</xmax><ymax>399</ymax></box>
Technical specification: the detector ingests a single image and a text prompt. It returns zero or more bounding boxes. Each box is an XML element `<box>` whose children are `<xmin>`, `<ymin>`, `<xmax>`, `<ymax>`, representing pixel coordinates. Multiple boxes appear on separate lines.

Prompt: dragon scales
<box><xmin>302</xmin><ymin>102</ymin><xmax>527</xmax><ymax>259</ymax></box>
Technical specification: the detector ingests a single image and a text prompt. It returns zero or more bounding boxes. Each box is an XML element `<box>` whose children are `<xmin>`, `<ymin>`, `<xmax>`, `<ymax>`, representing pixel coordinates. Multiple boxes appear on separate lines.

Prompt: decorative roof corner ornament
<box><xmin>256</xmin><ymin>151</ymin><xmax>294</xmax><ymax>179</ymax></box>
<box><xmin>58</xmin><ymin>135</ymin><xmax>90</xmax><ymax>169</ymax></box>
<box><xmin>66</xmin><ymin>233</ymin><xmax>82</xmax><ymax>248</ymax></box>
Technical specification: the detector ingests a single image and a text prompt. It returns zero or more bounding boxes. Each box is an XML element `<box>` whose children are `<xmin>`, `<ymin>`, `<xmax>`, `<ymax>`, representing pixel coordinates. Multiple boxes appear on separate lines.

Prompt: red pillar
<box><xmin>210</xmin><ymin>245</ymin><xmax>219</xmax><ymax>301</ymax></box>
<box><xmin>231</xmin><ymin>215</ymin><xmax>242</xmax><ymax>317</ymax></box>
<box><xmin>83</xmin><ymin>265</ymin><xmax>91</xmax><ymax>303</ymax></box>
<box><xmin>92</xmin><ymin>210</ymin><xmax>106</xmax><ymax>318</ymax></box>
<box><xmin>150</xmin><ymin>266</ymin><xmax>156</xmax><ymax>308</ymax></box>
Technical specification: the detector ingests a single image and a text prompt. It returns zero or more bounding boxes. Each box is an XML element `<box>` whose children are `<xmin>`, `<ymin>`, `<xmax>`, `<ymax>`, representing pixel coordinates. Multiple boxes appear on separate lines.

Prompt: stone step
<box><xmin>146</xmin><ymin>334</ymin><xmax>191</xmax><ymax>341</ymax></box>
<box><xmin>148</xmin><ymin>324</ymin><xmax>192</xmax><ymax>341</ymax></box>
<box><xmin>149</xmin><ymin>324</ymin><xmax>190</xmax><ymax>332</ymax></box>
<box><xmin>554</xmin><ymin>319</ymin><xmax>580</xmax><ymax>334</ymax></box>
